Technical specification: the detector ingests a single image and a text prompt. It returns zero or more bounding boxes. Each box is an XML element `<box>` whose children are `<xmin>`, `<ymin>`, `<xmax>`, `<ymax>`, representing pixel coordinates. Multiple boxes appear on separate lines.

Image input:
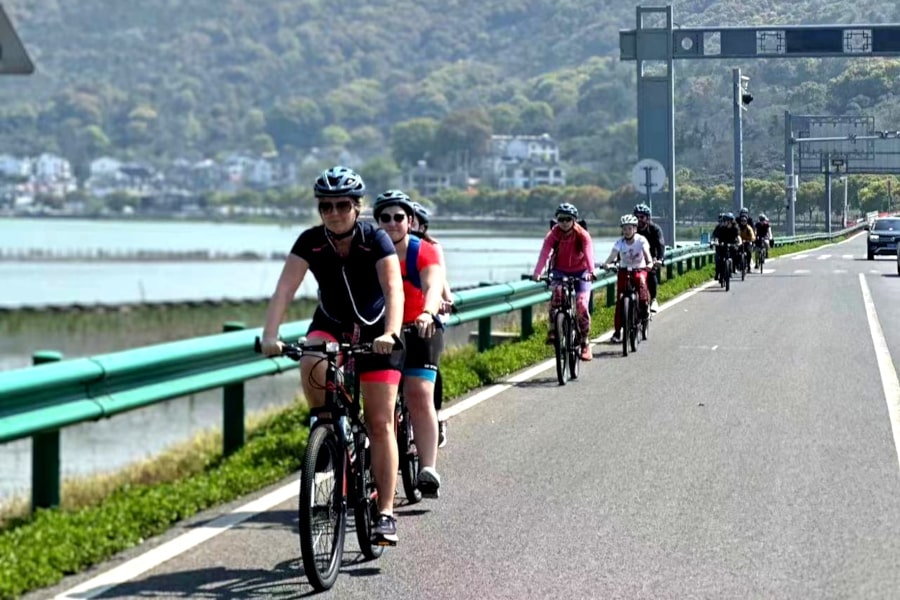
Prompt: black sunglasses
<box><xmin>557</xmin><ymin>216</ymin><xmax>573</xmax><ymax>223</ymax></box>
<box><xmin>378</xmin><ymin>213</ymin><xmax>407</xmax><ymax>224</ymax></box>
<box><xmin>318</xmin><ymin>200</ymin><xmax>354</xmax><ymax>214</ymax></box>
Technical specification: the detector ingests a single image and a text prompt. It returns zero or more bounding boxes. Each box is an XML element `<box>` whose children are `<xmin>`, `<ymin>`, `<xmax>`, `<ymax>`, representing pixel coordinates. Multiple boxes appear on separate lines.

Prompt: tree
<box><xmin>390</xmin><ymin>118</ymin><xmax>439</xmax><ymax>167</ymax></box>
<box><xmin>265</xmin><ymin>98</ymin><xmax>324</xmax><ymax>150</ymax></box>
<box><xmin>359</xmin><ymin>155</ymin><xmax>401</xmax><ymax>197</ymax></box>
<box><xmin>433</xmin><ymin>109</ymin><xmax>493</xmax><ymax>172</ymax></box>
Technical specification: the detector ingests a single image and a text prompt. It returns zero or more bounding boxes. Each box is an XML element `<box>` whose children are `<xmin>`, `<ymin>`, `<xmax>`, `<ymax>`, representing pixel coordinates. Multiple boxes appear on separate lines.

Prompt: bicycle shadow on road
<box><xmin>80</xmin><ymin>558</ymin><xmax>322</xmax><ymax>599</ymax></box>
<box><xmin>187</xmin><ymin>508</ymin><xmax>298</xmax><ymax>533</ymax></box>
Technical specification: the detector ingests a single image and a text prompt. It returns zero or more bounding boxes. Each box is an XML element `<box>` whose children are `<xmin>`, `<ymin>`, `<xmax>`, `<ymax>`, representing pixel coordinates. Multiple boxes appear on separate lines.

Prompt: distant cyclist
<box><xmin>375</xmin><ymin>190</ymin><xmax>445</xmax><ymax>498</ymax></box>
<box><xmin>711</xmin><ymin>212</ymin><xmax>740</xmax><ymax>278</ymax></box>
<box><xmin>602</xmin><ymin>215</ymin><xmax>653</xmax><ymax>344</ymax></box>
<box><xmin>737</xmin><ymin>213</ymin><xmax>756</xmax><ymax>272</ymax></box>
<box><xmin>633</xmin><ymin>203</ymin><xmax>665</xmax><ymax>312</ymax></box>
<box><xmin>532</xmin><ymin>202</ymin><xmax>595</xmax><ymax>361</ymax></box>
<box><xmin>261</xmin><ymin>166</ymin><xmax>404</xmax><ymax>546</ymax></box>
<box><xmin>410</xmin><ymin>201</ymin><xmax>451</xmax><ymax>448</ymax></box>
<box><xmin>754</xmin><ymin>213</ymin><xmax>772</xmax><ymax>267</ymax></box>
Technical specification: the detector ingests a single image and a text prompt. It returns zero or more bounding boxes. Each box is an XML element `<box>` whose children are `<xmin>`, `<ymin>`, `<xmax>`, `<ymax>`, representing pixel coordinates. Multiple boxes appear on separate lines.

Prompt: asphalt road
<box><xmin>36</xmin><ymin>234</ymin><xmax>900</xmax><ymax>600</ymax></box>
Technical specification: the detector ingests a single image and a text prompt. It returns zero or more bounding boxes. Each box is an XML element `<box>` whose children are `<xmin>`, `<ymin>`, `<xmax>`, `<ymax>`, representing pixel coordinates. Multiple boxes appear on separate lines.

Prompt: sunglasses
<box><xmin>557</xmin><ymin>216</ymin><xmax>573</xmax><ymax>223</ymax></box>
<box><xmin>318</xmin><ymin>200</ymin><xmax>354</xmax><ymax>214</ymax></box>
<box><xmin>378</xmin><ymin>213</ymin><xmax>408</xmax><ymax>224</ymax></box>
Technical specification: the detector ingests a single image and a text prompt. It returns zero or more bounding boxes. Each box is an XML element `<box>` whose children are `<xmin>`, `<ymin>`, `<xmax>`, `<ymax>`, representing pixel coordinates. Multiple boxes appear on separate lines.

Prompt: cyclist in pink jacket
<box><xmin>532</xmin><ymin>203</ymin><xmax>596</xmax><ymax>361</ymax></box>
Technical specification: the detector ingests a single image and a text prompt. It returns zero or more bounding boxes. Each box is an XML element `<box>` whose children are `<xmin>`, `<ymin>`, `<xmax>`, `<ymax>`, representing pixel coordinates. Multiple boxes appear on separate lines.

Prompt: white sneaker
<box><xmin>650</xmin><ymin>299</ymin><xmax>659</xmax><ymax>313</ymax></box>
<box><xmin>417</xmin><ymin>466</ymin><xmax>441</xmax><ymax>498</ymax></box>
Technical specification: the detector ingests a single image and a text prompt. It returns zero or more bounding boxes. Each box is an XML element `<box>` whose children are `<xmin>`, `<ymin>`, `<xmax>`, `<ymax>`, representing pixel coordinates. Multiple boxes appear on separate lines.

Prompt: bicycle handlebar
<box><xmin>254</xmin><ymin>336</ymin><xmax>402</xmax><ymax>361</ymax></box>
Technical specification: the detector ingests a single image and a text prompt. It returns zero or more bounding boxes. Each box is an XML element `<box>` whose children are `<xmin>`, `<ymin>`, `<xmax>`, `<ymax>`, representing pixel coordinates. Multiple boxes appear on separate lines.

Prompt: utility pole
<box><xmin>733</xmin><ymin>69</ymin><xmax>752</xmax><ymax>214</ymax></box>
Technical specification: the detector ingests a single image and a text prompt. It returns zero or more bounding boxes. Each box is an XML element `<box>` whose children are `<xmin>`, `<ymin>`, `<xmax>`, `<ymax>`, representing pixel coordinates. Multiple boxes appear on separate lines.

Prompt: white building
<box><xmin>489</xmin><ymin>133</ymin><xmax>566</xmax><ymax>189</ymax></box>
<box><xmin>34</xmin><ymin>153</ymin><xmax>72</xmax><ymax>182</ymax></box>
<box><xmin>0</xmin><ymin>154</ymin><xmax>30</xmax><ymax>178</ymax></box>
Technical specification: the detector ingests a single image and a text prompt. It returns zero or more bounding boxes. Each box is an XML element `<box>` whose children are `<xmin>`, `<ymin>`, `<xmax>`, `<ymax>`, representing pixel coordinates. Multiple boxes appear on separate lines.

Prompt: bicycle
<box><xmin>540</xmin><ymin>274</ymin><xmax>584</xmax><ymax>385</ymax></box>
<box><xmin>712</xmin><ymin>242</ymin><xmax>736</xmax><ymax>292</ymax></box>
<box><xmin>254</xmin><ymin>337</ymin><xmax>392</xmax><ymax>591</ymax></box>
<box><xmin>606</xmin><ymin>265</ymin><xmax>651</xmax><ymax>357</ymax></box>
<box><xmin>753</xmin><ymin>238</ymin><xmax>768</xmax><ymax>273</ymax></box>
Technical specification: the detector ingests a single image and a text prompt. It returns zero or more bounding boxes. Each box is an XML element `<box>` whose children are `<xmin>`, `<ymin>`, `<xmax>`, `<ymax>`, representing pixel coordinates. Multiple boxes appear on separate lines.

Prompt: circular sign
<box><xmin>631</xmin><ymin>159</ymin><xmax>667</xmax><ymax>194</ymax></box>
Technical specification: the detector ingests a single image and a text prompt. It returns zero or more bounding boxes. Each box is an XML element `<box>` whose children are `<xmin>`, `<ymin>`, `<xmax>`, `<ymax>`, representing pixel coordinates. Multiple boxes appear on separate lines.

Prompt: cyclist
<box><xmin>738</xmin><ymin>207</ymin><xmax>755</xmax><ymax>229</ymax></box>
<box><xmin>754</xmin><ymin>213</ymin><xmax>772</xmax><ymax>268</ymax></box>
<box><xmin>633</xmin><ymin>203</ymin><xmax>665</xmax><ymax>313</ymax></box>
<box><xmin>375</xmin><ymin>190</ymin><xmax>445</xmax><ymax>498</ymax></box>
<box><xmin>737</xmin><ymin>213</ymin><xmax>756</xmax><ymax>272</ymax></box>
<box><xmin>531</xmin><ymin>202</ymin><xmax>595</xmax><ymax>361</ymax></box>
<box><xmin>602</xmin><ymin>215</ymin><xmax>653</xmax><ymax>344</ymax></box>
<box><xmin>261</xmin><ymin>166</ymin><xmax>404</xmax><ymax>546</ymax></box>
<box><xmin>410</xmin><ymin>201</ymin><xmax>452</xmax><ymax>448</ymax></box>
<box><xmin>711</xmin><ymin>212</ymin><xmax>740</xmax><ymax>279</ymax></box>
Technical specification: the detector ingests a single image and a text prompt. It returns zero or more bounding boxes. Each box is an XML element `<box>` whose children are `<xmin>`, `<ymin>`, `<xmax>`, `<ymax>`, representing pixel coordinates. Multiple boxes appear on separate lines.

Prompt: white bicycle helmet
<box><xmin>620</xmin><ymin>214</ymin><xmax>638</xmax><ymax>226</ymax></box>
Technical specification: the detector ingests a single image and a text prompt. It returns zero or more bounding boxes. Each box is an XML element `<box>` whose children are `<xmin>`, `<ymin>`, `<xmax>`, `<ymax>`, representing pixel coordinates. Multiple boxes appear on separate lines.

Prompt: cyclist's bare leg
<box><xmin>299</xmin><ymin>333</ymin><xmax>334</xmax><ymax>409</ymax></box>
<box><xmin>361</xmin><ymin>379</ymin><xmax>399</xmax><ymax>515</ymax></box>
<box><xmin>404</xmin><ymin>376</ymin><xmax>438</xmax><ymax>468</ymax></box>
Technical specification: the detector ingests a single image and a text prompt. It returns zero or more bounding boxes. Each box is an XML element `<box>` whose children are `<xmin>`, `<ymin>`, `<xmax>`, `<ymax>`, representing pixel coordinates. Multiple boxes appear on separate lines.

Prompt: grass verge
<box><xmin>0</xmin><ymin>234</ymin><xmax>856</xmax><ymax>599</ymax></box>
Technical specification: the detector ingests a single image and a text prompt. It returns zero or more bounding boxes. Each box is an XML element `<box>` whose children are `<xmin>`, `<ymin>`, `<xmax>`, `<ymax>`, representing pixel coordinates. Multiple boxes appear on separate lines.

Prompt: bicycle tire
<box><xmin>298</xmin><ymin>426</ymin><xmax>346</xmax><ymax>591</ymax></box>
<box><xmin>397</xmin><ymin>404</ymin><xmax>422</xmax><ymax>504</ymax></box>
<box><xmin>554</xmin><ymin>310</ymin><xmax>569</xmax><ymax>385</ymax></box>
<box><xmin>621</xmin><ymin>296</ymin><xmax>630</xmax><ymax>357</ymax></box>
<box><xmin>725</xmin><ymin>259</ymin><xmax>732</xmax><ymax>292</ymax></box>
<box><xmin>353</xmin><ymin>434</ymin><xmax>384</xmax><ymax>560</ymax></box>
<box><xmin>741</xmin><ymin>251</ymin><xmax>747</xmax><ymax>281</ymax></box>
<box><xmin>567</xmin><ymin>311</ymin><xmax>580</xmax><ymax>380</ymax></box>
<box><xmin>629</xmin><ymin>295</ymin><xmax>639</xmax><ymax>353</ymax></box>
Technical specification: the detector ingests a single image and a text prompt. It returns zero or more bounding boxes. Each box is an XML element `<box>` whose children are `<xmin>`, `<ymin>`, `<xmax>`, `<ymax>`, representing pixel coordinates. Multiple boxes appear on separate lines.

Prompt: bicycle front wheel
<box><xmin>353</xmin><ymin>433</ymin><xmax>384</xmax><ymax>560</ymax></box>
<box><xmin>299</xmin><ymin>426</ymin><xmax>346</xmax><ymax>591</ymax></box>
<box><xmin>555</xmin><ymin>310</ymin><xmax>569</xmax><ymax>385</ymax></box>
<box><xmin>621</xmin><ymin>296</ymin><xmax>630</xmax><ymax>357</ymax></box>
<box><xmin>567</xmin><ymin>311</ymin><xmax>580</xmax><ymax>380</ymax></box>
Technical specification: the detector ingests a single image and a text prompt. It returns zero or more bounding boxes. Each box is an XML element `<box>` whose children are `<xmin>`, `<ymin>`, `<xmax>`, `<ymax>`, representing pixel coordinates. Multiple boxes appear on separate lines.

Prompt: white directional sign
<box><xmin>631</xmin><ymin>158</ymin><xmax>667</xmax><ymax>194</ymax></box>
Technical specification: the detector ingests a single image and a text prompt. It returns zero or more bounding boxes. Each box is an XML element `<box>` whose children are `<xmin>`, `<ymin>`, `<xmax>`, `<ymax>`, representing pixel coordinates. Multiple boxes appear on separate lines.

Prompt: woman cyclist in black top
<box><xmin>261</xmin><ymin>166</ymin><xmax>405</xmax><ymax>545</ymax></box>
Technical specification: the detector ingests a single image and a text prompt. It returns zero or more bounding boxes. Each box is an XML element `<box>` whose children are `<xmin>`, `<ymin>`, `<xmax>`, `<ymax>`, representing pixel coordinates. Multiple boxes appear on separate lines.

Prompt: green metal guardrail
<box><xmin>0</xmin><ymin>223</ymin><xmax>865</xmax><ymax>512</ymax></box>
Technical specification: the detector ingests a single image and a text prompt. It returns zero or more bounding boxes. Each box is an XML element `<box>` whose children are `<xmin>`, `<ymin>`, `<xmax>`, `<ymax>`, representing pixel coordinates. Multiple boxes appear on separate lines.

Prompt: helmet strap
<box><xmin>326</xmin><ymin>222</ymin><xmax>357</xmax><ymax>241</ymax></box>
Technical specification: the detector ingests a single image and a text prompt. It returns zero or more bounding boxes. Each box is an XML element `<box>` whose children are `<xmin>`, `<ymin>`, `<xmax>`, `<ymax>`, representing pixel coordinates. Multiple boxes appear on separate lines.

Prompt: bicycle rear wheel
<box><xmin>554</xmin><ymin>310</ymin><xmax>569</xmax><ymax>385</ymax></box>
<box><xmin>725</xmin><ymin>259</ymin><xmax>732</xmax><ymax>292</ymax></box>
<box><xmin>353</xmin><ymin>433</ymin><xmax>384</xmax><ymax>560</ymax></box>
<box><xmin>397</xmin><ymin>404</ymin><xmax>422</xmax><ymax>504</ymax></box>
<box><xmin>299</xmin><ymin>426</ymin><xmax>346</xmax><ymax>591</ymax></box>
<box><xmin>741</xmin><ymin>251</ymin><xmax>747</xmax><ymax>281</ymax></box>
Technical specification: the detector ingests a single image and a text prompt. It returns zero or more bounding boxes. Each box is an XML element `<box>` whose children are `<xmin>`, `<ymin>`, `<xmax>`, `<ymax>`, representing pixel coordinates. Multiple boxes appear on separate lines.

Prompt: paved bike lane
<box><xmin>39</xmin><ymin>235</ymin><xmax>900</xmax><ymax>599</ymax></box>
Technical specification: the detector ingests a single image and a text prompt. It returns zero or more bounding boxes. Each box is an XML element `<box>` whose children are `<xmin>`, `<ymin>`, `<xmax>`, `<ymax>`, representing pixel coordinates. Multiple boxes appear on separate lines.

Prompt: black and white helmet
<box><xmin>373</xmin><ymin>190</ymin><xmax>414</xmax><ymax>219</ymax></box>
<box><xmin>314</xmin><ymin>166</ymin><xmax>366</xmax><ymax>198</ymax></box>
<box><xmin>555</xmin><ymin>202</ymin><xmax>579</xmax><ymax>218</ymax></box>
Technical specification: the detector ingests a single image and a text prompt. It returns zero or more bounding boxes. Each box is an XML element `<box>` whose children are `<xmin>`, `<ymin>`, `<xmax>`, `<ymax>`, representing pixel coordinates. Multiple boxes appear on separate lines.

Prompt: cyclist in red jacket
<box><xmin>532</xmin><ymin>202</ymin><xmax>595</xmax><ymax>361</ymax></box>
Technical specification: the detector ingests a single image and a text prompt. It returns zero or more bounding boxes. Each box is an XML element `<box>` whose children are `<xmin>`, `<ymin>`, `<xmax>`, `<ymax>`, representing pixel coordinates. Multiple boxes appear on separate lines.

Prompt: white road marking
<box><xmin>792</xmin><ymin>254</ymin><xmax>810</xmax><ymax>260</ymax></box>
<box><xmin>763</xmin><ymin>268</ymin><xmax>776</xmax><ymax>274</ymax></box>
<box><xmin>817</xmin><ymin>254</ymin><xmax>831</xmax><ymax>260</ymax></box>
<box><xmin>842</xmin><ymin>254</ymin><xmax>855</xmax><ymax>259</ymax></box>
<box><xmin>794</xmin><ymin>269</ymin><xmax>811</xmax><ymax>274</ymax></box>
<box><xmin>833</xmin><ymin>269</ymin><xmax>848</xmax><ymax>274</ymax></box>
<box><xmin>54</xmin><ymin>482</ymin><xmax>299</xmax><ymax>599</ymax></box>
<box><xmin>858</xmin><ymin>274</ymin><xmax>900</xmax><ymax>473</ymax></box>
<box><xmin>59</xmin><ymin>274</ymin><xmax>724</xmax><ymax>597</ymax></box>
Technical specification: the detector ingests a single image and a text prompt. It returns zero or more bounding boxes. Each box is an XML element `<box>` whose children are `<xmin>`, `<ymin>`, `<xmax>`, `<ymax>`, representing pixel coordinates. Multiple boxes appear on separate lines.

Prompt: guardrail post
<box><xmin>520</xmin><ymin>305</ymin><xmax>533</xmax><ymax>340</ymax></box>
<box><xmin>606</xmin><ymin>282</ymin><xmax>615</xmax><ymax>307</ymax></box>
<box><xmin>32</xmin><ymin>350</ymin><xmax>63</xmax><ymax>512</ymax></box>
<box><xmin>666</xmin><ymin>261</ymin><xmax>674</xmax><ymax>280</ymax></box>
<box><xmin>222</xmin><ymin>321</ymin><xmax>246</xmax><ymax>456</ymax></box>
<box><xmin>677</xmin><ymin>259</ymin><xmax>684</xmax><ymax>275</ymax></box>
<box><xmin>478</xmin><ymin>316</ymin><xmax>492</xmax><ymax>351</ymax></box>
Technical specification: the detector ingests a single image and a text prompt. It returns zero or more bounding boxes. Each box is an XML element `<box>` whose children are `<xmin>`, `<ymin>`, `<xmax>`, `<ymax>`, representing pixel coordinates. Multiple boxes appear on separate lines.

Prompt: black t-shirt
<box><xmin>637</xmin><ymin>220</ymin><xmax>666</xmax><ymax>259</ymax></box>
<box><xmin>713</xmin><ymin>224</ymin><xmax>740</xmax><ymax>244</ymax></box>
<box><xmin>290</xmin><ymin>222</ymin><xmax>396</xmax><ymax>325</ymax></box>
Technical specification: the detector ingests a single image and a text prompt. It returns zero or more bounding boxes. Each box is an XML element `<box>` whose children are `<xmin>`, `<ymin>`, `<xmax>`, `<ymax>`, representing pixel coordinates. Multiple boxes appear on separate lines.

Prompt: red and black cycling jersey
<box><xmin>290</xmin><ymin>221</ymin><xmax>396</xmax><ymax>325</ymax></box>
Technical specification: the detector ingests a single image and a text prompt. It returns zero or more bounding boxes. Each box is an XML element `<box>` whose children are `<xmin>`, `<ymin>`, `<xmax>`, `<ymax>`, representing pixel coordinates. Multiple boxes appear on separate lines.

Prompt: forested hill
<box><xmin>2</xmin><ymin>0</ymin><xmax>900</xmax><ymax>186</ymax></box>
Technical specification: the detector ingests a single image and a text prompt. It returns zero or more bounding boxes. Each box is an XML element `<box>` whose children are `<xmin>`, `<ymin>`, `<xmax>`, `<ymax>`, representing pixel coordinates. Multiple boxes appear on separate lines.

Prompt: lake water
<box><xmin>0</xmin><ymin>218</ymin><xmax>620</xmax><ymax>307</ymax></box>
<box><xmin>0</xmin><ymin>217</ymin><xmax>622</xmax><ymax>502</ymax></box>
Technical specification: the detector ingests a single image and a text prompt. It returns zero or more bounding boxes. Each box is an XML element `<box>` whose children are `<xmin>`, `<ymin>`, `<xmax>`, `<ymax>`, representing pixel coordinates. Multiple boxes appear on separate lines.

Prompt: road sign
<box><xmin>631</xmin><ymin>159</ymin><xmax>667</xmax><ymax>193</ymax></box>
<box><xmin>0</xmin><ymin>5</ymin><xmax>33</xmax><ymax>74</ymax></box>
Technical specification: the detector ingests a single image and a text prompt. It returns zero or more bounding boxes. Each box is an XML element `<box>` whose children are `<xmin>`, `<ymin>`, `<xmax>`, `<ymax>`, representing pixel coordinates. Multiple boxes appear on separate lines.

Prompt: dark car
<box><xmin>867</xmin><ymin>217</ymin><xmax>900</xmax><ymax>260</ymax></box>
